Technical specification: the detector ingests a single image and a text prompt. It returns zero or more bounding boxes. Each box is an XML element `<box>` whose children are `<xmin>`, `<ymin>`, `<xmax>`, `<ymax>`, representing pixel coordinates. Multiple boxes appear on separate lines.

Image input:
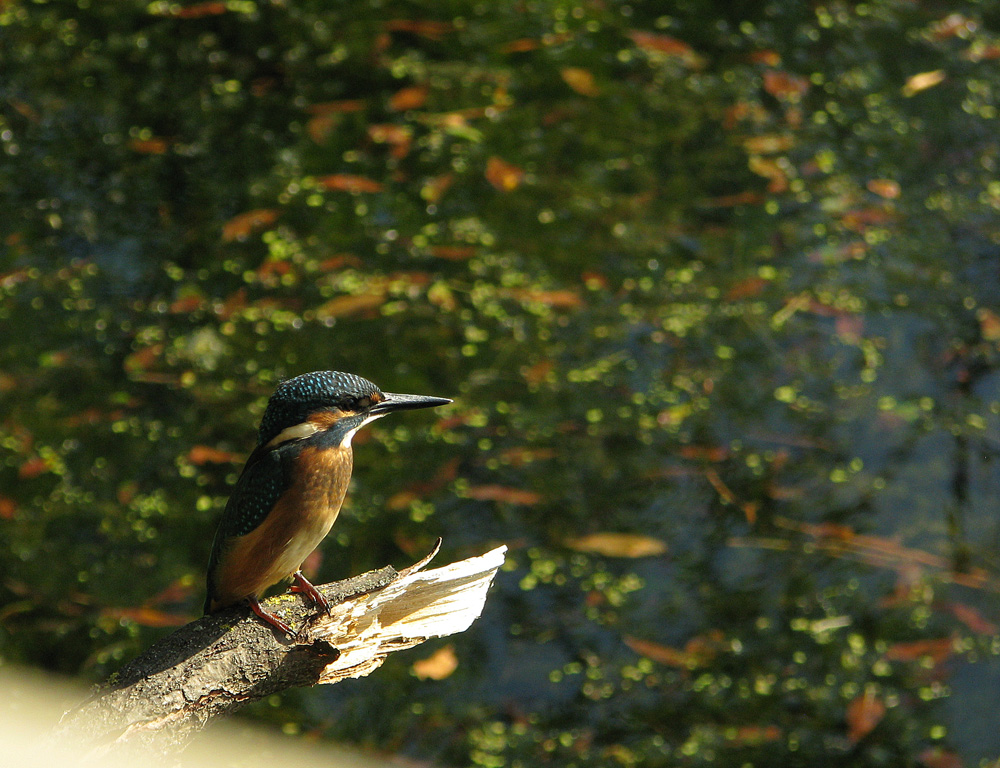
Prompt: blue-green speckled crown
<box><xmin>257</xmin><ymin>371</ymin><xmax>382</xmax><ymax>446</ymax></box>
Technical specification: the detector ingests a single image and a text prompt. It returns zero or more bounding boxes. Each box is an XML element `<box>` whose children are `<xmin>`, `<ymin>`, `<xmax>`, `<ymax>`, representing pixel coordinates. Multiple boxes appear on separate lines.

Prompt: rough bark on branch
<box><xmin>56</xmin><ymin>542</ymin><xmax>507</xmax><ymax>758</ymax></box>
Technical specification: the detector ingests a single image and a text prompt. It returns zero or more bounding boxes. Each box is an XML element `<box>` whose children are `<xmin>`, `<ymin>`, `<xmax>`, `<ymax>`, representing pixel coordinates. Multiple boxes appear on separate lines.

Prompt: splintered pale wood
<box><xmin>56</xmin><ymin>543</ymin><xmax>507</xmax><ymax>755</ymax></box>
<box><xmin>312</xmin><ymin>544</ymin><xmax>508</xmax><ymax>681</ymax></box>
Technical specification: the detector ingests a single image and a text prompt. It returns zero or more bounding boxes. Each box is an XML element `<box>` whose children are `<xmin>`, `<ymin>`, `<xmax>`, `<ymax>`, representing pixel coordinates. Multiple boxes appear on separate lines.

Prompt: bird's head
<box><xmin>257</xmin><ymin>371</ymin><xmax>451</xmax><ymax>450</ymax></box>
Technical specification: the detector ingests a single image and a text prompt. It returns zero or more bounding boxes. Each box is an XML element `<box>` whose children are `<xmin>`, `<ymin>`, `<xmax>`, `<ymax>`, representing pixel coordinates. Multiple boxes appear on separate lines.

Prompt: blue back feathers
<box><xmin>257</xmin><ymin>370</ymin><xmax>382</xmax><ymax>446</ymax></box>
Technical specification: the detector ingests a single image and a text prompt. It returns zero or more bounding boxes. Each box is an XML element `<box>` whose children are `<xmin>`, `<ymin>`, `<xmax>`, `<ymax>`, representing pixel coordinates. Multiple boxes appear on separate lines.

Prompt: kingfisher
<box><xmin>204</xmin><ymin>370</ymin><xmax>451</xmax><ymax>635</ymax></box>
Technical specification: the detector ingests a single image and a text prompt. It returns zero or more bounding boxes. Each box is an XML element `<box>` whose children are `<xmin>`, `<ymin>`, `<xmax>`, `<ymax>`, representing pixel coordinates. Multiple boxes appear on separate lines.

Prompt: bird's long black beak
<box><xmin>372</xmin><ymin>392</ymin><xmax>452</xmax><ymax>415</ymax></box>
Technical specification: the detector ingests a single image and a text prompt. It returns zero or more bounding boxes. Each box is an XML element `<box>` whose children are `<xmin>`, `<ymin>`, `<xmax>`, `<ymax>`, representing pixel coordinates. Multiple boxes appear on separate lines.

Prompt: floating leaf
<box><xmin>307</xmin><ymin>113</ymin><xmax>340</xmax><ymax>144</ymax></box>
<box><xmin>624</xmin><ymin>636</ymin><xmax>696</xmax><ymax>667</ymax></box>
<box><xmin>171</xmin><ymin>2</ymin><xmax>227</xmax><ymax>18</ymax></box>
<box><xmin>368</xmin><ymin>124</ymin><xmax>412</xmax><ymax>159</ymax></box>
<box><xmin>624</xmin><ymin>632</ymin><xmax>724</xmax><ymax>668</ymax></box>
<box><xmin>749</xmin><ymin>49</ymin><xmax>781</xmax><ymax>66</ymax></box>
<box><xmin>307</xmin><ymin>100</ymin><xmax>367</xmax><ymax>115</ymax></box>
<box><xmin>429</xmin><ymin>245</ymin><xmax>477</xmax><ymax>260</ymax></box>
<box><xmin>188</xmin><ymin>445</ymin><xmax>242</xmax><ymax>465</ymax></box>
<box><xmin>561</xmin><ymin>67</ymin><xmax>600</xmax><ymax>97</ymax></box>
<box><xmin>485</xmin><ymin>156</ymin><xmax>524</xmax><ymax>191</ymax></box>
<box><xmin>565</xmin><ymin>533</ymin><xmax>667</xmax><ymax>558</ymax></box>
<box><xmin>103</xmin><ymin>606</ymin><xmax>191</xmax><ymax>628</ymax></box>
<box><xmin>521</xmin><ymin>359</ymin><xmax>554</xmax><ymax>386</ymax></box>
<box><xmin>316</xmin><ymin>174</ymin><xmax>384</xmax><ymax>193</ymax></box>
<box><xmin>128</xmin><ymin>137</ymin><xmax>170</xmax><ymax>154</ymax></box>
<box><xmin>728</xmin><ymin>725</ymin><xmax>782</xmax><ymax>745</ymax></box>
<box><xmin>724</xmin><ymin>276</ymin><xmax>770</xmax><ymax>301</ymax></box>
<box><xmin>314</xmin><ymin>292</ymin><xmax>386</xmax><ymax>319</ymax></box>
<box><xmin>747</xmin><ymin>155</ymin><xmax>788</xmax><ymax>193</ymax></box>
<box><xmin>743</xmin><ymin>134</ymin><xmax>794</xmax><ymax>154</ymax></box>
<box><xmin>678</xmin><ymin>445</ymin><xmax>729</xmax><ymax>462</ymax></box>
<box><xmin>884</xmin><ymin>637</ymin><xmax>954</xmax><ymax>664</ymax></box>
<box><xmin>903</xmin><ymin>70</ymin><xmax>946</xmax><ymax>97</ymax></box>
<box><xmin>846</xmin><ymin>688</ymin><xmax>886</xmax><ymax>743</ymax></box>
<box><xmin>500</xmin><ymin>38</ymin><xmax>541</xmax><ymax>53</ymax></box>
<box><xmin>123</xmin><ymin>344</ymin><xmax>164</xmax><ymax>375</ymax></box>
<box><xmin>421</xmin><ymin>173</ymin><xmax>455</xmax><ymax>203</ymax></box>
<box><xmin>389</xmin><ymin>85</ymin><xmax>429</xmax><ymax>111</ymax></box>
<box><xmin>977</xmin><ymin>308</ymin><xmax>1000</xmax><ymax>342</ymax></box>
<box><xmin>918</xmin><ymin>748</ymin><xmax>964</xmax><ymax>768</ymax></box>
<box><xmin>762</xmin><ymin>70</ymin><xmax>809</xmax><ymax>100</ymax></box>
<box><xmin>222</xmin><ymin>209</ymin><xmax>280</xmax><ymax>242</ymax></box>
<box><xmin>867</xmin><ymin>179</ymin><xmax>901</xmax><ymax>199</ymax></box>
<box><xmin>465</xmin><ymin>485</ymin><xmax>541</xmax><ymax>505</ymax></box>
<box><xmin>628</xmin><ymin>31</ymin><xmax>702</xmax><ymax>67</ymax></box>
<box><xmin>384</xmin><ymin>19</ymin><xmax>455</xmax><ymax>39</ymax></box>
<box><xmin>945</xmin><ymin>602</ymin><xmax>998</xmax><ymax>634</ymax></box>
<box><xmin>412</xmin><ymin>644</ymin><xmax>458</xmax><ymax>680</ymax></box>
<box><xmin>507</xmin><ymin>288</ymin><xmax>582</xmax><ymax>308</ymax></box>
<box><xmin>0</xmin><ymin>496</ymin><xmax>17</xmax><ymax>519</ymax></box>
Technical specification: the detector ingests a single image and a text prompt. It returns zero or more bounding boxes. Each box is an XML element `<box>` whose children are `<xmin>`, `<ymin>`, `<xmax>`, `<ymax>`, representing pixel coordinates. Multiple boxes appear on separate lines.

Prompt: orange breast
<box><xmin>210</xmin><ymin>445</ymin><xmax>353</xmax><ymax>608</ymax></box>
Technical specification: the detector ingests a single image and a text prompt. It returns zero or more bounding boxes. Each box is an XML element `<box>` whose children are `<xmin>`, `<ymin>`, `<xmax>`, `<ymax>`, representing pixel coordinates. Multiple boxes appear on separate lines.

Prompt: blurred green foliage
<box><xmin>3</xmin><ymin>0</ymin><xmax>1000</xmax><ymax>765</ymax></box>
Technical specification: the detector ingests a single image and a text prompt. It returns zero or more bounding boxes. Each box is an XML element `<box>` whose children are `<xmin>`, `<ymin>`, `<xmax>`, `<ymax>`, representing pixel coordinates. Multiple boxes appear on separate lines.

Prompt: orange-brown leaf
<box><xmin>307</xmin><ymin>100</ymin><xmax>367</xmax><ymax>115</ymax></box>
<box><xmin>565</xmin><ymin>533</ymin><xmax>667</xmax><ymax>558</ymax></box>
<box><xmin>500</xmin><ymin>38</ymin><xmax>542</xmax><ymax>53</ymax></box>
<box><xmin>743</xmin><ymin>134</ymin><xmax>794</xmax><ymax>154</ymax></box>
<box><xmin>105</xmin><ymin>607</ymin><xmax>191</xmax><ymax>628</ymax></box>
<box><xmin>747</xmin><ymin>155</ymin><xmax>788</xmax><ymax>193</ymax></box>
<box><xmin>678</xmin><ymin>445</ymin><xmax>729</xmax><ymax>462</ymax></box>
<box><xmin>485</xmin><ymin>156</ymin><xmax>524</xmax><ymax>192</ymax></box>
<box><xmin>508</xmin><ymin>288</ymin><xmax>583</xmax><ymax>309</ymax></box>
<box><xmin>314</xmin><ymin>292</ymin><xmax>386</xmax><ymax>319</ymax></box>
<box><xmin>384</xmin><ymin>19</ymin><xmax>455</xmax><ymax>39</ymax></box>
<box><xmin>561</xmin><ymin>67</ymin><xmax>600</xmax><ymax>97</ymax></box>
<box><xmin>521</xmin><ymin>359</ymin><xmax>554</xmax><ymax>386</ymax></box>
<box><xmin>465</xmin><ymin>485</ymin><xmax>541</xmax><ymax>505</ymax></box>
<box><xmin>977</xmin><ymin>308</ymin><xmax>1000</xmax><ymax>342</ymax></box>
<box><xmin>884</xmin><ymin>638</ymin><xmax>954</xmax><ymax>664</ymax></box>
<box><xmin>725</xmin><ymin>276</ymin><xmax>770</xmax><ymax>301</ymax></box>
<box><xmin>222</xmin><ymin>208</ymin><xmax>280</xmax><ymax>242</ymax></box>
<box><xmin>628</xmin><ymin>31</ymin><xmax>697</xmax><ymax>62</ymax></box>
<box><xmin>316</xmin><ymin>174</ymin><xmax>384</xmax><ymax>193</ymax></box>
<box><xmin>188</xmin><ymin>445</ymin><xmax>243</xmax><ymax>465</ymax></box>
<box><xmin>307</xmin><ymin>113</ymin><xmax>340</xmax><ymax>144</ymax></box>
<box><xmin>169</xmin><ymin>292</ymin><xmax>205</xmax><ymax>314</ymax></box>
<box><xmin>429</xmin><ymin>245</ymin><xmax>477</xmax><ymax>260</ymax></box>
<box><xmin>499</xmin><ymin>446</ymin><xmax>556</xmax><ymax>466</ymax></box>
<box><xmin>128</xmin><ymin>138</ymin><xmax>170</xmax><ymax>155</ymax></box>
<box><xmin>944</xmin><ymin>602</ymin><xmax>998</xmax><ymax>634</ymax></box>
<box><xmin>728</xmin><ymin>725</ymin><xmax>782</xmax><ymax>745</ymax></box>
<box><xmin>421</xmin><ymin>173</ymin><xmax>455</xmax><ymax>204</ymax></box>
<box><xmin>749</xmin><ymin>49</ymin><xmax>781</xmax><ymax>66</ymax></box>
<box><xmin>867</xmin><ymin>179</ymin><xmax>901</xmax><ymax>199</ymax></box>
<box><xmin>624</xmin><ymin>636</ymin><xmax>702</xmax><ymax>668</ymax></box>
<box><xmin>763</xmin><ymin>70</ymin><xmax>809</xmax><ymax>100</ymax></box>
<box><xmin>389</xmin><ymin>85</ymin><xmax>430</xmax><ymax>111</ymax></box>
<box><xmin>368</xmin><ymin>124</ymin><xmax>412</xmax><ymax>159</ymax></box>
<box><xmin>918</xmin><ymin>748</ymin><xmax>964</xmax><ymax>768</ymax></box>
<box><xmin>412</xmin><ymin>644</ymin><xmax>458</xmax><ymax>680</ymax></box>
<box><xmin>172</xmin><ymin>2</ymin><xmax>227</xmax><ymax>18</ymax></box>
<box><xmin>846</xmin><ymin>689</ymin><xmax>886</xmax><ymax>743</ymax></box>
<box><xmin>0</xmin><ymin>496</ymin><xmax>17</xmax><ymax>520</ymax></box>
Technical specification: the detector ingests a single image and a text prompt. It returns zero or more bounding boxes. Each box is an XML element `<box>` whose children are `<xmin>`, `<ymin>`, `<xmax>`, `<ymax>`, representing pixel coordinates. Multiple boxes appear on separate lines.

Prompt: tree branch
<box><xmin>56</xmin><ymin>542</ymin><xmax>507</xmax><ymax>757</ymax></box>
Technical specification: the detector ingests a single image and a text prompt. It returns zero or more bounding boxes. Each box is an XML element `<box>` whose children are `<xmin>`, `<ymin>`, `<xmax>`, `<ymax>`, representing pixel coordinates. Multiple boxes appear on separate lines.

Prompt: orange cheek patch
<box><xmin>308</xmin><ymin>409</ymin><xmax>346</xmax><ymax>429</ymax></box>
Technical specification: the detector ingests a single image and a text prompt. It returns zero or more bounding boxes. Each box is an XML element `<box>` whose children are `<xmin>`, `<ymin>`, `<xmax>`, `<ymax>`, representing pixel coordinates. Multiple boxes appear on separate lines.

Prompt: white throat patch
<box><xmin>342</xmin><ymin>412</ymin><xmax>386</xmax><ymax>447</ymax></box>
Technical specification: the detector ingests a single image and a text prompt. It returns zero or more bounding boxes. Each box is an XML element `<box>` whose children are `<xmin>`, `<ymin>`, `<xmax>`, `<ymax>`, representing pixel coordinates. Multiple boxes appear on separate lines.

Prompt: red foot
<box><xmin>248</xmin><ymin>596</ymin><xmax>294</xmax><ymax>637</ymax></box>
<box><xmin>292</xmin><ymin>571</ymin><xmax>331</xmax><ymax>613</ymax></box>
